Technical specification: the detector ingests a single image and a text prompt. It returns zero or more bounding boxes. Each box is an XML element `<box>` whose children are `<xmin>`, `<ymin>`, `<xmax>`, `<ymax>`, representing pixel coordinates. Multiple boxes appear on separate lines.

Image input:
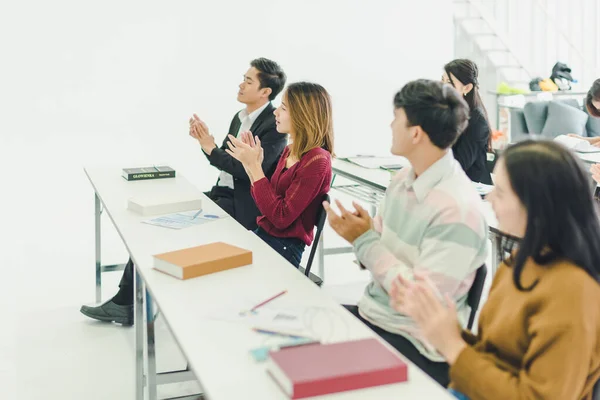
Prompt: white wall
<box><xmin>5</xmin><ymin>0</ymin><xmax>453</xmax><ymax>173</ymax></box>
<box><xmin>1</xmin><ymin>5</ymin><xmax>452</xmax><ymax>396</ymax></box>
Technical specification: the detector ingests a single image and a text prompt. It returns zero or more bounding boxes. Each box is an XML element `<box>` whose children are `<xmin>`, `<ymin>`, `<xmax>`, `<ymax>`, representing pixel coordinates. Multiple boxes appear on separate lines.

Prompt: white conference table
<box><xmin>84</xmin><ymin>168</ymin><xmax>456</xmax><ymax>400</ymax></box>
<box><xmin>331</xmin><ymin>159</ymin><xmax>503</xmax><ymax>274</ymax></box>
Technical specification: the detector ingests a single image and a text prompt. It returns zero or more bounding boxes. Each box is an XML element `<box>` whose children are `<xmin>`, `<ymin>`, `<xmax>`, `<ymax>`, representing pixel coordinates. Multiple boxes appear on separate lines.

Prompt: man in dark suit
<box><xmin>80</xmin><ymin>58</ymin><xmax>287</xmax><ymax>325</ymax></box>
<box><xmin>190</xmin><ymin>58</ymin><xmax>288</xmax><ymax>230</ymax></box>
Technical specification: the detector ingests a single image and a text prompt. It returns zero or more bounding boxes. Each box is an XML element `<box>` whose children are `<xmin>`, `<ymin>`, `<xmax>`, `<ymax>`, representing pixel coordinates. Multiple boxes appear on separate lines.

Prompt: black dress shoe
<box><xmin>80</xmin><ymin>299</ymin><xmax>134</xmax><ymax>325</ymax></box>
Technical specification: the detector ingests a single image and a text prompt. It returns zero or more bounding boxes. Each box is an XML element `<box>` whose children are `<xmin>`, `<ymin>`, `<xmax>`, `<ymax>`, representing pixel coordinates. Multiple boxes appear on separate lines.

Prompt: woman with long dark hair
<box><xmin>391</xmin><ymin>140</ymin><xmax>600</xmax><ymax>399</ymax></box>
<box><xmin>443</xmin><ymin>59</ymin><xmax>493</xmax><ymax>185</ymax></box>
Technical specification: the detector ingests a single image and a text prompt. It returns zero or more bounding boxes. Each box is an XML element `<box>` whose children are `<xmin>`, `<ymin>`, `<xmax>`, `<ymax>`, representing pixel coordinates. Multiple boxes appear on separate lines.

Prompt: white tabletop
<box><xmin>577</xmin><ymin>152</ymin><xmax>600</xmax><ymax>164</ymax></box>
<box><xmin>332</xmin><ymin>159</ymin><xmax>390</xmax><ymax>191</ymax></box>
<box><xmin>84</xmin><ymin>168</ymin><xmax>455</xmax><ymax>400</ymax></box>
<box><xmin>332</xmin><ymin>160</ymin><xmax>498</xmax><ymax>229</ymax></box>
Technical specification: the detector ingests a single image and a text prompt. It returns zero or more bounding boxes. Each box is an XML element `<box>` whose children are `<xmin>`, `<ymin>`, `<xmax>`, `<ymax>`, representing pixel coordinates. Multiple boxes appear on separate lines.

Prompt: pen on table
<box><xmin>252</xmin><ymin>328</ymin><xmax>314</xmax><ymax>340</ymax></box>
<box><xmin>239</xmin><ymin>290</ymin><xmax>288</xmax><ymax>316</ymax></box>
<box><xmin>191</xmin><ymin>209</ymin><xmax>203</xmax><ymax>219</ymax></box>
<box><xmin>251</xmin><ymin>290</ymin><xmax>288</xmax><ymax>312</ymax></box>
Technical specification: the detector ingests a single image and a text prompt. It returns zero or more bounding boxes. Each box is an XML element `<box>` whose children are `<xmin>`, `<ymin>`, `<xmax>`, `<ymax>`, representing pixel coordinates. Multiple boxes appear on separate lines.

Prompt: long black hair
<box><xmin>444</xmin><ymin>59</ymin><xmax>492</xmax><ymax>149</ymax></box>
<box><xmin>502</xmin><ymin>140</ymin><xmax>600</xmax><ymax>290</ymax></box>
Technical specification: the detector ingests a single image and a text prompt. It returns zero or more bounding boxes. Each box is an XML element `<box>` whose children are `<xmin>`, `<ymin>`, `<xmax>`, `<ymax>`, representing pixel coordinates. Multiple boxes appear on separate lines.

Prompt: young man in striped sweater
<box><xmin>324</xmin><ymin>79</ymin><xmax>489</xmax><ymax>387</ymax></box>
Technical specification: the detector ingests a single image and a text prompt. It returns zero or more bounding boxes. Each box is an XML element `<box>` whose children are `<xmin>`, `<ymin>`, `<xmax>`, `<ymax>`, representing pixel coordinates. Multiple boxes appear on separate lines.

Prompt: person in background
<box><xmin>227</xmin><ymin>82</ymin><xmax>334</xmax><ymax>268</ymax></box>
<box><xmin>323</xmin><ymin>79</ymin><xmax>488</xmax><ymax>387</ymax></box>
<box><xmin>568</xmin><ymin>78</ymin><xmax>600</xmax><ymax>147</ymax></box>
<box><xmin>393</xmin><ymin>140</ymin><xmax>600</xmax><ymax>399</ymax></box>
<box><xmin>443</xmin><ymin>59</ymin><xmax>493</xmax><ymax>185</ymax></box>
<box><xmin>80</xmin><ymin>58</ymin><xmax>288</xmax><ymax>325</ymax></box>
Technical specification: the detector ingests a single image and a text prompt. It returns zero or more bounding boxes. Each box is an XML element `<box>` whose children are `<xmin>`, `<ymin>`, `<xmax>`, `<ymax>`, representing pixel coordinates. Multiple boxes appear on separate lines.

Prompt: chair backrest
<box><xmin>303</xmin><ymin>193</ymin><xmax>330</xmax><ymax>277</ymax></box>
<box><xmin>467</xmin><ymin>264</ymin><xmax>488</xmax><ymax>330</ymax></box>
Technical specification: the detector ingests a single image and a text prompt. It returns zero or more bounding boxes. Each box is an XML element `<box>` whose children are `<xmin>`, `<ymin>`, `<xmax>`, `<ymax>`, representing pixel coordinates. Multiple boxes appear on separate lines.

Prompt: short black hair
<box><xmin>393</xmin><ymin>79</ymin><xmax>470</xmax><ymax>149</ymax></box>
<box><xmin>250</xmin><ymin>58</ymin><xmax>286</xmax><ymax>101</ymax></box>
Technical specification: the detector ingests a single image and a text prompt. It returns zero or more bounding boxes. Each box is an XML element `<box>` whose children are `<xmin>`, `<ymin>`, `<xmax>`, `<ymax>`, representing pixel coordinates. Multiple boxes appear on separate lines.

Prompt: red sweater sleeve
<box><xmin>251</xmin><ymin>152</ymin><xmax>331</xmax><ymax>230</ymax></box>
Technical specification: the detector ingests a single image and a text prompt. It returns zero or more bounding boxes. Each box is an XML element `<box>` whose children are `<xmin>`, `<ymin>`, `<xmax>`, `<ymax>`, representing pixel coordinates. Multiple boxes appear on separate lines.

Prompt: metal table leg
<box><xmin>317</xmin><ymin>234</ymin><xmax>325</xmax><ymax>282</ymax></box>
<box><xmin>135</xmin><ymin>268</ymin><xmax>145</xmax><ymax>400</ymax></box>
<box><xmin>95</xmin><ymin>193</ymin><xmax>102</xmax><ymax>303</ymax></box>
<box><xmin>94</xmin><ymin>192</ymin><xmax>128</xmax><ymax>302</ymax></box>
<box><xmin>146</xmin><ymin>289</ymin><xmax>158</xmax><ymax>400</ymax></box>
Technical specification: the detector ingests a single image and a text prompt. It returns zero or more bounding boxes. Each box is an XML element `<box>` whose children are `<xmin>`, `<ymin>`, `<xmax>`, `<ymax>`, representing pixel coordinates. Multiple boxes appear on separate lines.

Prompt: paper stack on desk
<box><xmin>128</xmin><ymin>192</ymin><xmax>203</xmax><ymax>216</ymax></box>
<box><xmin>345</xmin><ymin>155</ymin><xmax>410</xmax><ymax>170</ymax></box>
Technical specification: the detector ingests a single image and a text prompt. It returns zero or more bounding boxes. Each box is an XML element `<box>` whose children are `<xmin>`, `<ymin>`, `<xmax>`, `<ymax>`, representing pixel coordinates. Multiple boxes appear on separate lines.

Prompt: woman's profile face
<box><xmin>487</xmin><ymin>159</ymin><xmax>527</xmax><ymax>238</ymax></box>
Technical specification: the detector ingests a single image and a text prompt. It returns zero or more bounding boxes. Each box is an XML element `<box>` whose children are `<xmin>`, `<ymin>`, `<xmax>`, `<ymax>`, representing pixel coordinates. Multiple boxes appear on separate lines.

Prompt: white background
<box><xmin>1</xmin><ymin>1</ymin><xmax>453</xmax><ymax>398</ymax></box>
<box><xmin>4</xmin><ymin>0</ymin><xmax>453</xmax><ymax>160</ymax></box>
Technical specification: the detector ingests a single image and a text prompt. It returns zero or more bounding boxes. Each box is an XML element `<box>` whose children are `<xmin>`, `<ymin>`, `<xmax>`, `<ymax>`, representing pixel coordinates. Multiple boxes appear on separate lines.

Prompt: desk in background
<box><xmin>330</xmin><ymin>159</ymin><xmax>503</xmax><ymax>275</ymax></box>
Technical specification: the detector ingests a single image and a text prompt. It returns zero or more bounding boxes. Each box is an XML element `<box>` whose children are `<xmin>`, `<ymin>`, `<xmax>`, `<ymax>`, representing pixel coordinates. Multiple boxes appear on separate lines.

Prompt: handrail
<box><xmin>460</xmin><ymin>0</ymin><xmax>533</xmax><ymax>78</ymax></box>
<box><xmin>532</xmin><ymin>0</ymin><xmax>594</xmax><ymax>71</ymax></box>
<box><xmin>457</xmin><ymin>0</ymin><xmax>598</xmax><ymax>83</ymax></box>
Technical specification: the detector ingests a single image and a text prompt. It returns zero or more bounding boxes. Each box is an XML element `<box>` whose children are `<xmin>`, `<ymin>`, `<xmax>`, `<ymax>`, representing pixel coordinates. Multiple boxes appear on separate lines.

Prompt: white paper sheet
<box><xmin>142</xmin><ymin>209</ymin><xmax>229</xmax><ymax>230</ymax></box>
<box><xmin>345</xmin><ymin>155</ymin><xmax>410</xmax><ymax>169</ymax></box>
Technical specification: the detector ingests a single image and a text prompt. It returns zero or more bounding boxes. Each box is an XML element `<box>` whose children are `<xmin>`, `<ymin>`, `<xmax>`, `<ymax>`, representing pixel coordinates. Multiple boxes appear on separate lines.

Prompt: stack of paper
<box><xmin>345</xmin><ymin>155</ymin><xmax>410</xmax><ymax>170</ymax></box>
<box><xmin>128</xmin><ymin>192</ymin><xmax>203</xmax><ymax>216</ymax></box>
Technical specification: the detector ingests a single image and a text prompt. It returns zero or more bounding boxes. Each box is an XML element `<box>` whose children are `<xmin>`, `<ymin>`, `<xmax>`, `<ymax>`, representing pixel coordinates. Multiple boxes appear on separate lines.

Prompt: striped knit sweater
<box><xmin>354</xmin><ymin>150</ymin><xmax>489</xmax><ymax>362</ymax></box>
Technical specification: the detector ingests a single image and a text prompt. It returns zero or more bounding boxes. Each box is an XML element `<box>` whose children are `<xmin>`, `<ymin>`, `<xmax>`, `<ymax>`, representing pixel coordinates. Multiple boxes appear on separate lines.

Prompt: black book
<box><xmin>122</xmin><ymin>166</ymin><xmax>176</xmax><ymax>181</ymax></box>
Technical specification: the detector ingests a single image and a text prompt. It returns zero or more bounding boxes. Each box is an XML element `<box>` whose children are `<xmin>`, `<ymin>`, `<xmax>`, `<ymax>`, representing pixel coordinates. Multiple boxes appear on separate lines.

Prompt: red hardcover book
<box><xmin>267</xmin><ymin>338</ymin><xmax>408</xmax><ymax>399</ymax></box>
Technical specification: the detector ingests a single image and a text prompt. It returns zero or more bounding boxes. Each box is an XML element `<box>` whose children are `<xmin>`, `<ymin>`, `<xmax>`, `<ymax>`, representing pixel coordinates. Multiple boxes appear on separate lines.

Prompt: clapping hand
<box><xmin>391</xmin><ymin>273</ymin><xmax>466</xmax><ymax>364</ymax></box>
<box><xmin>225</xmin><ymin>132</ymin><xmax>265</xmax><ymax>182</ymax></box>
<box><xmin>189</xmin><ymin>114</ymin><xmax>217</xmax><ymax>155</ymax></box>
<box><xmin>225</xmin><ymin>133</ymin><xmax>264</xmax><ymax>166</ymax></box>
<box><xmin>323</xmin><ymin>200</ymin><xmax>372</xmax><ymax>244</ymax></box>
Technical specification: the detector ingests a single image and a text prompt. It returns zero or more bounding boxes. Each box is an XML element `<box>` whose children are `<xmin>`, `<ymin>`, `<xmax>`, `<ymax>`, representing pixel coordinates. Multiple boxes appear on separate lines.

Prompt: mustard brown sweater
<box><xmin>450</xmin><ymin>259</ymin><xmax>600</xmax><ymax>400</ymax></box>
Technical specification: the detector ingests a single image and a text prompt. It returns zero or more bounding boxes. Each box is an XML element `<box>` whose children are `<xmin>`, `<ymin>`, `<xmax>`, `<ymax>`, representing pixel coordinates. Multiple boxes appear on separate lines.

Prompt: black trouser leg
<box><xmin>344</xmin><ymin>305</ymin><xmax>450</xmax><ymax>387</ymax></box>
<box><xmin>113</xmin><ymin>258</ymin><xmax>134</xmax><ymax>305</ymax></box>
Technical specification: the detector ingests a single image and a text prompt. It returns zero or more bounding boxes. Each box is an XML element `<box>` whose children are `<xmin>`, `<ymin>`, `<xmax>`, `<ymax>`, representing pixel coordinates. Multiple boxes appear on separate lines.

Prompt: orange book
<box><xmin>153</xmin><ymin>242</ymin><xmax>252</xmax><ymax>279</ymax></box>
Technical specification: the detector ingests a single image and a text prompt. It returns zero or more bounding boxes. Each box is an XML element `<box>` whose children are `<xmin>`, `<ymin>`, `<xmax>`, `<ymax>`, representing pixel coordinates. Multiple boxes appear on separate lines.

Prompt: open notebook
<box><xmin>554</xmin><ymin>135</ymin><xmax>600</xmax><ymax>153</ymax></box>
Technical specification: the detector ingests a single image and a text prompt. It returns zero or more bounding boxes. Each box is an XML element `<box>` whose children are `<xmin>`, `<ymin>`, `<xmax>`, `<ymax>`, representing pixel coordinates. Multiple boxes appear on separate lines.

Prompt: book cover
<box><xmin>122</xmin><ymin>166</ymin><xmax>176</xmax><ymax>181</ymax></box>
<box><xmin>267</xmin><ymin>338</ymin><xmax>408</xmax><ymax>399</ymax></box>
<box><xmin>153</xmin><ymin>242</ymin><xmax>252</xmax><ymax>280</ymax></box>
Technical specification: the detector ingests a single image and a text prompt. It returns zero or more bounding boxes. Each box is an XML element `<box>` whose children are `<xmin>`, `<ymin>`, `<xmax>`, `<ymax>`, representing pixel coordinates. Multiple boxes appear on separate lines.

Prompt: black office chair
<box><xmin>466</xmin><ymin>264</ymin><xmax>488</xmax><ymax>330</ymax></box>
<box><xmin>298</xmin><ymin>194</ymin><xmax>330</xmax><ymax>287</ymax></box>
<box><xmin>593</xmin><ymin>376</ymin><xmax>600</xmax><ymax>400</ymax></box>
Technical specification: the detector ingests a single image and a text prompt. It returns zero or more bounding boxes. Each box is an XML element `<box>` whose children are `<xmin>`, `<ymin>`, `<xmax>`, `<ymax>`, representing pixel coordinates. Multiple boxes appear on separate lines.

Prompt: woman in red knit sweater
<box><xmin>226</xmin><ymin>82</ymin><xmax>334</xmax><ymax>268</ymax></box>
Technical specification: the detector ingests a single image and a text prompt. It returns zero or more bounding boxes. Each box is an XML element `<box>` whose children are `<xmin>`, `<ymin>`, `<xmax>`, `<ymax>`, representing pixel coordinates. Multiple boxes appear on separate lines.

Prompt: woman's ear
<box><xmin>464</xmin><ymin>83</ymin><xmax>474</xmax><ymax>96</ymax></box>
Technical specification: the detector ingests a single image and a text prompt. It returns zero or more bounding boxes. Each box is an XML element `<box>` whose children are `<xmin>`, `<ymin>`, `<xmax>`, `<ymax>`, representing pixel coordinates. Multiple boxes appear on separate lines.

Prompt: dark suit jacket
<box><xmin>452</xmin><ymin>107</ymin><xmax>493</xmax><ymax>185</ymax></box>
<box><xmin>204</xmin><ymin>103</ymin><xmax>288</xmax><ymax>230</ymax></box>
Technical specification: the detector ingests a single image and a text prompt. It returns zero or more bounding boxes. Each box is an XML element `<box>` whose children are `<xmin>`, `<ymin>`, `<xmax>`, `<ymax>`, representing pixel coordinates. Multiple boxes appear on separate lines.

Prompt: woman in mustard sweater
<box><xmin>391</xmin><ymin>140</ymin><xmax>600</xmax><ymax>399</ymax></box>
